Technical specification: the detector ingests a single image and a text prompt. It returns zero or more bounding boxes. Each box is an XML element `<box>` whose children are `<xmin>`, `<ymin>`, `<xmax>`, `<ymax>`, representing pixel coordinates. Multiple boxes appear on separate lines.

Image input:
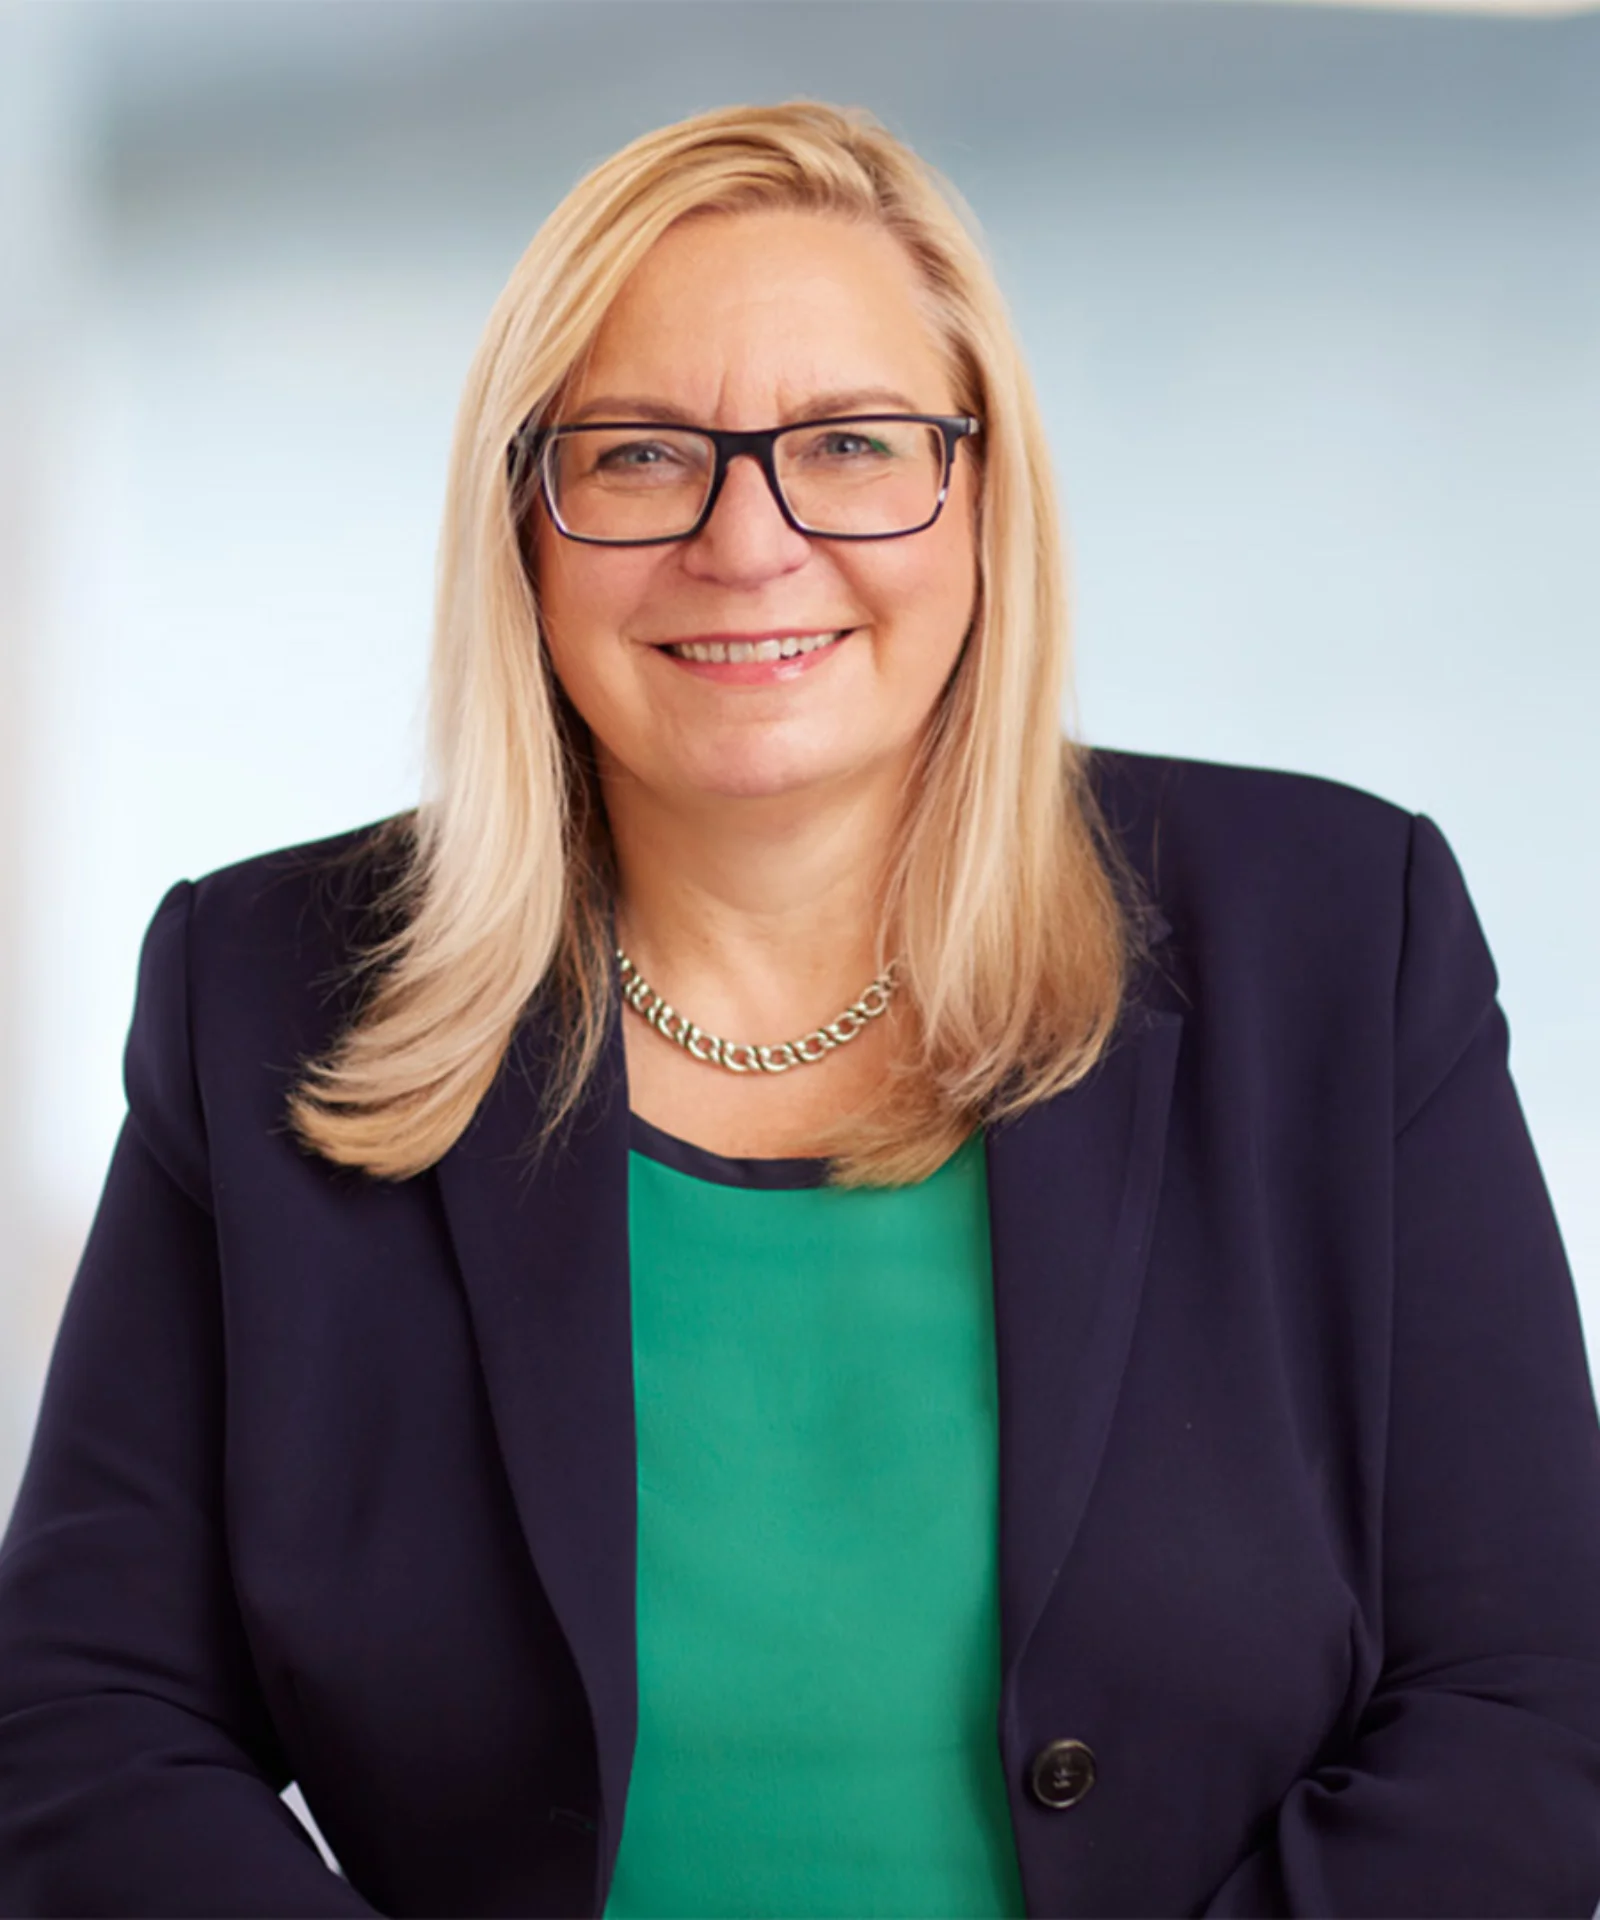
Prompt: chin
<box><xmin>687</xmin><ymin>766</ymin><xmax>831</xmax><ymax>804</ymax></box>
<box><xmin>675</xmin><ymin>743</ymin><xmax>860</xmax><ymax>805</ymax></box>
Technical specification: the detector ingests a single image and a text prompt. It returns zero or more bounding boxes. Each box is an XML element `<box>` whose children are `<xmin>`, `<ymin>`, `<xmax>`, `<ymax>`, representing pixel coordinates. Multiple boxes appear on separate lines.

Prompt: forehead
<box><xmin>566</xmin><ymin>208</ymin><xmax>955</xmax><ymax>419</ymax></box>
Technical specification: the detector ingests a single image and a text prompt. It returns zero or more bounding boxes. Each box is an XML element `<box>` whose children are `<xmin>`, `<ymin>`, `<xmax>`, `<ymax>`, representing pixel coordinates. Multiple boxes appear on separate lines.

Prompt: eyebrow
<box><xmin>563</xmin><ymin>387</ymin><xmax>927</xmax><ymax>426</ymax></box>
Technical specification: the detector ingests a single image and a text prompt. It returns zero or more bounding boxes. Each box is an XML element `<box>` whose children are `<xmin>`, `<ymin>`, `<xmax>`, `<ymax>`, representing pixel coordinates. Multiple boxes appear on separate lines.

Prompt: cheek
<box><xmin>854</xmin><ymin>500</ymin><xmax>976</xmax><ymax>622</ymax></box>
<box><xmin>531</xmin><ymin>519</ymin><xmax>586</xmax><ymax>642</ymax></box>
<box><xmin>907</xmin><ymin>456</ymin><xmax>979</xmax><ymax>605</ymax></box>
<box><xmin>531</xmin><ymin>537</ymin><xmax>642</xmax><ymax>691</ymax></box>
<box><xmin>899</xmin><ymin>516</ymin><xmax>979</xmax><ymax>649</ymax></box>
<box><xmin>530</xmin><ymin>554</ymin><xmax>616</xmax><ymax>735</ymax></box>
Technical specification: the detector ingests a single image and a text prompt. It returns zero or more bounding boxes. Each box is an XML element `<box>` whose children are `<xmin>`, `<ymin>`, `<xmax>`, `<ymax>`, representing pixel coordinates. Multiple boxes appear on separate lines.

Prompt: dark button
<box><xmin>1029</xmin><ymin>1738</ymin><xmax>1097</xmax><ymax>1809</ymax></box>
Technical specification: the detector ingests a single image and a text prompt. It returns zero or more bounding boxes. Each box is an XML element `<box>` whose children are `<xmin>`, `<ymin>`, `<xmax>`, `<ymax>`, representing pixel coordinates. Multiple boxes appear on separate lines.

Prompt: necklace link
<box><xmin>615</xmin><ymin>947</ymin><xmax>898</xmax><ymax>1072</ymax></box>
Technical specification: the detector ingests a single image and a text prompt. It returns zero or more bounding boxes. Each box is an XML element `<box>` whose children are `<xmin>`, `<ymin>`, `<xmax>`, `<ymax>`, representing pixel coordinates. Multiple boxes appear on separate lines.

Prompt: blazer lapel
<box><xmin>433</xmin><ymin>993</ymin><xmax>637</xmax><ymax>1891</ymax></box>
<box><xmin>986</xmin><ymin>971</ymin><xmax>1183</xmax><ymax>1696</ymax></box>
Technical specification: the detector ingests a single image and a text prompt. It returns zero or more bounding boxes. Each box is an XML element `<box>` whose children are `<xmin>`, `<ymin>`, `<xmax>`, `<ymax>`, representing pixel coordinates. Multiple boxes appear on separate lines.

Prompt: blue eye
<box><xmin>597</xmin><ymin>441</ymin><xmax>675</xmax><ymax>469</ymax></box>
<box><xmin>800</xmin><ymin>430</ymin><xmax>894</xmax><ymax>462</ymax></box>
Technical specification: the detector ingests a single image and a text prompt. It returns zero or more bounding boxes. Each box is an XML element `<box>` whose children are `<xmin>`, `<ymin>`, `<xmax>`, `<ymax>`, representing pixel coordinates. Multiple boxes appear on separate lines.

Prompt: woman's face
<box><xmin>531</xmin><ymin>208</ymin><xmax>980</xmax><ymax>813</ymax></box>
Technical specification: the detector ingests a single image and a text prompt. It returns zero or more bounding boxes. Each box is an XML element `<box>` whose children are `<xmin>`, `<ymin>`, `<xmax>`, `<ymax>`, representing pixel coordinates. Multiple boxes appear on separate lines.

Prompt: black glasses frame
<box><xmin>507</xmin><ymin>412</ymin><xmax>980</xmax><ymax>546</ymax></box>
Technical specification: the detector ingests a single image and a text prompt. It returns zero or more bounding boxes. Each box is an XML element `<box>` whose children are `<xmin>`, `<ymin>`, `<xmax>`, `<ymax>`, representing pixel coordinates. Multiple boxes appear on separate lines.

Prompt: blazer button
<box><xmin>1029</xmin><ymin>1738</ymin><xmax>1097</xmax><ymax>1809</ymax></box>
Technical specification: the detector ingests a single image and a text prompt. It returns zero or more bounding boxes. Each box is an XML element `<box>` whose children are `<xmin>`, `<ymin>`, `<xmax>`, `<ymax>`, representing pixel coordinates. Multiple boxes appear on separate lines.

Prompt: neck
<box><xmin>601</xmin><ymin>757</ymin><xmax>905</xmax><ymax>1036</ymax></box>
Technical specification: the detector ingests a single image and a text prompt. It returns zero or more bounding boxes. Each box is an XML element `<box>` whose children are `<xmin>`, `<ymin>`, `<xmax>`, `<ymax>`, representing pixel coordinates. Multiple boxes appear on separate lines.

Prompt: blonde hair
<box><xmin>289</xmin><ymin>100</ymin><xmax>1143</xmax><ymax>1188</ymax></box>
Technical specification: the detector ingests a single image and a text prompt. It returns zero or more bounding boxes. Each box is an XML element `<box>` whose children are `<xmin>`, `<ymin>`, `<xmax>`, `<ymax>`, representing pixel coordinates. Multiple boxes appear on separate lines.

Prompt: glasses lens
<box><xmin>776</xmin><ymin>418</ymin><xmax>945</xmax><ymax>536</ymax></box>
<box><xmin>546</xmin><ymin>428</ymin><xmax>714</xmax><ymax>541</ymax></box>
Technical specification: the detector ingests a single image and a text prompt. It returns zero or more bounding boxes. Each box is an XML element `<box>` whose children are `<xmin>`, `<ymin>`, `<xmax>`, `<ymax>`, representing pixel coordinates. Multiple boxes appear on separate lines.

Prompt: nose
<box><xmin>678</xmin><ymin>450</ymin><xmax>811</xmax><ymax>585</ymax></box>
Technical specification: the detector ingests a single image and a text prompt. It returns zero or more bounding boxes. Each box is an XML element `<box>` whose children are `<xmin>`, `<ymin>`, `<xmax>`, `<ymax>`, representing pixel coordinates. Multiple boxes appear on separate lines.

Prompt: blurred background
<box><xmin>3</xmin><ymin>0</ymin><xmax>1597</xmax><ymax>1526</ymax></box>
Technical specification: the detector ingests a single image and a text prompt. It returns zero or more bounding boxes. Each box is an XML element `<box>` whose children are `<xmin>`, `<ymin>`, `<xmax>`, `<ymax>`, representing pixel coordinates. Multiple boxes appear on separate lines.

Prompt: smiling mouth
<box><xmin>661</xmin><ymin>629</ymin><xmax>852</xmax><ymax>664</ymax></box>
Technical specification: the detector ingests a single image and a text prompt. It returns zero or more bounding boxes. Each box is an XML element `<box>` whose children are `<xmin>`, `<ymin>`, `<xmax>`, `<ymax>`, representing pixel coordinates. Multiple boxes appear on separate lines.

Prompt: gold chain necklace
<box><xmin>615</xmin><ymin>946</ymin><xmax>898</xmax><ymax>1075</ymax></box>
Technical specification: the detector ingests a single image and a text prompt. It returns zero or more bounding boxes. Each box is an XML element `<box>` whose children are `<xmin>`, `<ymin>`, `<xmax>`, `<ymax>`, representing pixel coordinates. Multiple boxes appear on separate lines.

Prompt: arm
<box><xmin>0</xmin><ymin>883</ymin><xmax>379</xmax><ymax>1917</ymax></box>
<box><xmin>1205</xmin><ymin>815</ymin><xmax>1600</xmax><ymax>1917</ymax></box>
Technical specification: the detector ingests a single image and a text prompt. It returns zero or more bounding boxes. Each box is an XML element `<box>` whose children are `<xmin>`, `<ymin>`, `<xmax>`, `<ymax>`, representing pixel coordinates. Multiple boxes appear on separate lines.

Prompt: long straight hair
<box><xmin>289</xmin><ymin>101</ymin><xmax>1143</xmax><ymax>1187</ymax></box>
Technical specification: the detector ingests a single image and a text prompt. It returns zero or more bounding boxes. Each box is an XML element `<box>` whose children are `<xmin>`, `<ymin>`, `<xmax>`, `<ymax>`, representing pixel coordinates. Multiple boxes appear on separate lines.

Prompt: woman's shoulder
<box><xmin>135</xmin><ymin>813</ymin><xmax>417</xmax><ymax>1079</ymax></box>
<box><xmin>179</xmin><ymin>811</ymin><xmax>416</xmax><ymax>961</ymax></box>
<box><xmin>1086</xmin><ymin>742</ymin><xmax>1416</xmax><ymax>878</ymax></box>
<box><xmin>1082</xmin><ymin>743</ymin><xmax>1432</xmax><ymax>973</ymax></box>
<box><xmin>1085</xmin><ymin>742</ymin><xmax>1412</xmax><ymax>846</ymax></box>
<box><xmin>1083</xmin><ymin>747</ymin><xmax>1500</xmax><ymax>1144</ymax></box>
<box><xmin>121</xmin><ymin>816</ymin><xmax>416</xmax><ymax>1202</ymax></box>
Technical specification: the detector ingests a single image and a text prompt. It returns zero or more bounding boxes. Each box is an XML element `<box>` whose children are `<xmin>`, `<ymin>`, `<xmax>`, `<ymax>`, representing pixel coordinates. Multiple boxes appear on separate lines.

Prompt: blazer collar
<box><xmin>435</xmin><ymin>926</ymin><xmax>1181</xmax><ymax>1903</ymax></box>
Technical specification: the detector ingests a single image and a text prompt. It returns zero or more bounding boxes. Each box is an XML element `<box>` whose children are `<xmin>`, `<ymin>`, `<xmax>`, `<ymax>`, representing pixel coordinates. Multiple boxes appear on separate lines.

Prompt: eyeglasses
<box><xmin>507</xmin><ymin>413</ymin><xmax>980</xmax><ymax>546</ymax></box>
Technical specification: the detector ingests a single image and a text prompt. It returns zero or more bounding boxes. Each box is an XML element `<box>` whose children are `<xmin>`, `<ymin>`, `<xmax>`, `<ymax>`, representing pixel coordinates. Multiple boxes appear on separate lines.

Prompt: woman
<box><xmin>1</xmin><ymin>99</ymin><xmax>1598</xmax><ymax>1920</ymax></box>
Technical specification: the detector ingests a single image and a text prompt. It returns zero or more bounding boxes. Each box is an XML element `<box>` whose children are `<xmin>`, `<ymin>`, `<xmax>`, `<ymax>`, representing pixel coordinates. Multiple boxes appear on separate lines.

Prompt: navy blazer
<box><xmin>3</xmin><ymin>747</ymin><xmax>1600</xmax><ymax>1919</ymax></box>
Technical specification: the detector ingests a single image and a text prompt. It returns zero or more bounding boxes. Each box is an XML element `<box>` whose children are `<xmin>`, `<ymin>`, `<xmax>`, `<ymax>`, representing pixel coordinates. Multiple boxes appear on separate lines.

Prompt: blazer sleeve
<box><xmin>1205</xmin><ymin>815</ymin><xmax>1600</xmax><ymax>1917</ymax></box>
<box><xmin>0</xmin><ymin>882</ymin><xmax>379</xmax><ymax>1917</ymax></box>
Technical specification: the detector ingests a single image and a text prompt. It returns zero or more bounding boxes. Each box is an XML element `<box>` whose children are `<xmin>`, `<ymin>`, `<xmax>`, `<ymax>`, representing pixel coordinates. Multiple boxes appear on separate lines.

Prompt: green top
<box><xmin>604</xmin><ymin>1118</ymin><xmax>1025</xmax><ymax>1920</ymax></box>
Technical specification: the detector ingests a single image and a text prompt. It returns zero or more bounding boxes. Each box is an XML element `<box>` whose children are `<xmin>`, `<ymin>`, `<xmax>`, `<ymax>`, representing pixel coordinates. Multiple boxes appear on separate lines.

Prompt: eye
<box><xmin>595</xmin><ymin>439</ymin><xmax>681</xmax><ymax>471</ymax></box>
<box><xmin>789</xmin><ymin>427</ymin><xmax>899</xmax><ymax>467</ymax></box>
<box><xmin>816</xmin><ymin>431</ymin><xmax>891</xmax><ymax>458</ymax></box>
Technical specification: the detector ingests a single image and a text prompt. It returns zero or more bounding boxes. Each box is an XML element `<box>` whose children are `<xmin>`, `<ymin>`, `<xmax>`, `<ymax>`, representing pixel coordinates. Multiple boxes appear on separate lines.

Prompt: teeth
<box><xmin>667</xmin><ymin>630</ymin><xmax>847</xmax><ymax>665</ymax></box>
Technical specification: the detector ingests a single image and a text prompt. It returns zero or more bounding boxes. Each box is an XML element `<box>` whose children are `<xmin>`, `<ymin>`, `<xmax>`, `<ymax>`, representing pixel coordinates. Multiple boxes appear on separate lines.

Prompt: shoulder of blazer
<box><xmin>183</xmin><ymin>812</ymin><xmax>415</xmax><ymax>983</ymax></box>
<box><xmin>1084</xmin><ymin>742</ymin><xmax>1419</xmax><ymax>937</ymax></box>
<box><xmin>160</xmin><ymin>813</ymin><xmax>420</xmax><ymax>1123</ymax></box>
<box><xmin>119</xmin><ymin>818</ymin><xmax>413</xmax><ymax>1207</ymax></box>
<box><xmin>1080</xmin><ymin>744</ymin><xmax>1446</xmax><ymax>1050</ymax></box>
